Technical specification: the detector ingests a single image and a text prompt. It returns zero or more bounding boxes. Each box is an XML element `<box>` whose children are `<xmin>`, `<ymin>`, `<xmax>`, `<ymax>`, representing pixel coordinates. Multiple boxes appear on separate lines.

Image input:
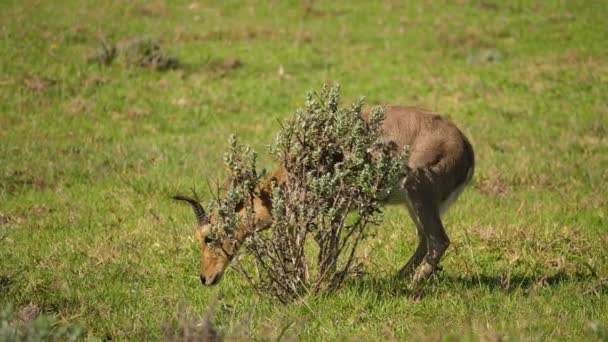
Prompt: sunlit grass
<box><xmin>1</xmin><ymin>0</ymin><xmax>607</xmax><ymax>340</ymax></box>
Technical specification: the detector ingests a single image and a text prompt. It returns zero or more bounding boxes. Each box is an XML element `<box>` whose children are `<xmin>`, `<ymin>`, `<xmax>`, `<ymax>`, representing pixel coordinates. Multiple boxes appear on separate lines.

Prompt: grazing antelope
<box><xmin>174</xmin><ymin>106</ymin><xmax>474</xmax><ymax>286</ymax></box>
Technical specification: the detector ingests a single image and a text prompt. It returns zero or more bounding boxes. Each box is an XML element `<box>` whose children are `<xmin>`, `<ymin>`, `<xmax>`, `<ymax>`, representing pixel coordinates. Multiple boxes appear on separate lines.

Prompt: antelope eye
<box><xmin>204</xmin><ymin>236</ymin><xmax>214</xmax><ymax>244</ymax></box>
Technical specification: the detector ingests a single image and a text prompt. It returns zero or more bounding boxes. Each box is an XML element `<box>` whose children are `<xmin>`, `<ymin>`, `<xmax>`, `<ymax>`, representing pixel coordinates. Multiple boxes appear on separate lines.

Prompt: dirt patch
<box><xmin>467</xmin><ymin>48</ymin><xmax>503</xmax><ymax>64</ymax></box>
<box><xmin>86</xmin><ymin>239</ymin><xmax>121</xmax><ymax>266</ymax></box>
<box><xmin>295</xmin><ymin>30</ymin><xmax>313</xmax><ymax>44</ymax></box>
<box><xmin>110</xmin><ymin>105</ymin><xmax>150</xmax><ymax>121</ymax></box>
<box><xmin>63</xmin><ymin>24</ymin><xmax>91</xmax><ymax>44</ymax></box>
<box><xmin>478</xmin><ymin>1</ymin><xmax>499</xmax><ymax>10</ymax></box>
<box><xmin>134</xmin><ymin>0</ymin><xmax>168</xmax><ymax>17</ymax></box>
<box><xmin>546</xmin><ymin>13</ymin><xmax>576</xmax><ymax>24</ymax></box>
<box><xmin>172</xmin><ymin>97</ymin><xmax>191</xmax><ymax>108</ymax></box>
<box><xmin>65</xmin><ymin>96</ymin><xmax>96</xmax><ymax>115</ymax></box>
<box><xmin>174</xmin><ymin>26</ymin><xmax>279</xmax><ymax>43</ymax></box>
<box><xmin>0</xmin><ymin>213</ymin><xmax>25</xmax><ymax>225</ymax></box>
<box><xmin>27</xmin><ymin>206</ymin><xmax>51</xmax><ymax>217</ymax></box>
<box><xmin>21</xmin><ymin>75</ymin><xmax>57</xmax><ymax>93</ymax></box>
<box><xmin>173</xmin><ymin>25</ymin><xmax>311</xmax><ymax>46</ymax></box>
<box><xmin>522</xmin><ymin>50</ymin><xmax>608</xmax><ymax>84</ymax></box>
<box><xmin>17</xmin><ymin>303</ymin><xmax>41</xmax><ymax>322</ymax></box>
<box><xmin>220</xmin><ymin>58</ymin><xmax>241</xmax><ymax>70</ymax></box>
<box><xmin>0</xmin><ymin>77</ymin><xmax>15</xmax><ymax>86</ymax></box>
<box><xmin>1</xmin><ymin>170</ymin><xmax>48</xmax><ymax>193</ymax></box>
<box><xmin>476</xmin><ymin>173</ymin><xmax>509</xmax><ymax>198</ymax></box>
<box><xmin>209</xmin><ymin>57</ymin><xmax>242</xmax><ymax>72</ymax></box>
<box><xmin>194</xmin><ymin>57</ymin><xmax>244</xmax><ymax>79</ymax></box>
<box><xmin>439</xmin><ymin>26</ymin><xmax>486</xmax><ymax>49</ymax></box>
<box><xmin>302</xmin><ymin>1</ymin><xmax>348</xmax><ymax>17</ymax></box>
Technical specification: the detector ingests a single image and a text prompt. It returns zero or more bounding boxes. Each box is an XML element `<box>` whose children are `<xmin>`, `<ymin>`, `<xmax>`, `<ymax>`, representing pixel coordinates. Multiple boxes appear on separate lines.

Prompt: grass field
<box><xmin>1</xmin><ymin>0</ymin><xmax>607</xmax><ymax>340</ymax></box>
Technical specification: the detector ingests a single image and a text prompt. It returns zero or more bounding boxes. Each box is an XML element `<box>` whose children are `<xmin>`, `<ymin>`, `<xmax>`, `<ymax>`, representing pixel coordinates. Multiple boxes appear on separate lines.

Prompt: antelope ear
<box><xmin>194</xmin><ymin>228</ymin><xmax>203</xmax><ymax>243</ymax></box>
<box><xmin>258</xmin><ymin>187</ymin><xmax>273</xmax><ymax>210</ymax></box>
<box><xmin>194</xmin><ymin>225</ymin><xmax>210</xmax><ymax>243</ymax></box>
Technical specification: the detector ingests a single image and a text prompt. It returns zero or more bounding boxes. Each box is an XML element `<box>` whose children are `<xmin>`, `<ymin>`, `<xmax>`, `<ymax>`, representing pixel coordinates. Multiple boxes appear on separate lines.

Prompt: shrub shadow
<box><xmin>343</xmin><ymin>270</ymin><xmax>597</xmax><ymax>299</ymax></box>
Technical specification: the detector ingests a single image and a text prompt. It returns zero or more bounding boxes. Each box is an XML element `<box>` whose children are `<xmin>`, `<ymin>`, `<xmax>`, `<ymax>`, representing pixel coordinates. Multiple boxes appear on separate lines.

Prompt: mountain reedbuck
<box><xmin>174</xmin><ymin>105</ymin><xmax>474</xmax><ymax>286</ymax></box>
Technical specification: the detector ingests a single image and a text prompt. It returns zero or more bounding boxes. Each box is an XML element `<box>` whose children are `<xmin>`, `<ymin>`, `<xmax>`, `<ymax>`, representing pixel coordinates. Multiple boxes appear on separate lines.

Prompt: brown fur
<box><xmin>195</xmin><ymin>106</ymin><xmax>474</xmax><ymax>285</ymax></box>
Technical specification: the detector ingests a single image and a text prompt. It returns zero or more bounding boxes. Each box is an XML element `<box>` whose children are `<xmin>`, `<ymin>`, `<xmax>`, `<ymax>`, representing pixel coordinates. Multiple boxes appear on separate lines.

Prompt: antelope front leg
<box><xmin>397</xmin><ymin>199</ymin><xmax>427</xmax><ymax>278</ymax></box>
<box><xmin>403</xmin><ymin>189</ymin><xmax>449</xmax><ymax>283</ymax></box>
<box><xmin>397</xmin><ymin>237</ymin><xmax>427</xmax><ymax>278</ymax></box>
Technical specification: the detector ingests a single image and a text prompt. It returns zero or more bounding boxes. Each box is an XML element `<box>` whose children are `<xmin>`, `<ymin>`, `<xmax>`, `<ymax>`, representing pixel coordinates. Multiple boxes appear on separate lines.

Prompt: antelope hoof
<box><xmin>412</xmin><ymin>262</ymin><xmax>435</xmax><ymax>283</ymax></box>
<box><xmin>396</xmin><ymin>266</ymin><xmax>416</xmax><ymax>279</ymax></box>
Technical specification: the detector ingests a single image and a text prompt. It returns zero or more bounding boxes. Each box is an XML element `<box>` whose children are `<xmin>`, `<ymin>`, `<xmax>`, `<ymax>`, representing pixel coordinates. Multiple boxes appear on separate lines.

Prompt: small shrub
<box><xmin>121</xmin><ymin>38</ymin><xmax>179</xmax><ymax>71</ymax></box>
<box><xmin>0</xmin><ymin>304</ymin><xmax>82</xmax><ymax>342</ymax></box>
<box><xmin>203</xmin><ymin>136</ymin><xmax>263</xmax><ymax>251</ymax></box>
<box><xmin>165</xmin><ymin>306</ymin><xmax>222</xmax><ymax>342</ymax></box>
<box><xmin>211</xmin><ymin>85</ymin><xmax>407</xmax><ymax>303</ymax></box>
<box><xmin>88</xmin><ymin>37</ymin><xmax>179</xmax><ymax>71</ymax></box>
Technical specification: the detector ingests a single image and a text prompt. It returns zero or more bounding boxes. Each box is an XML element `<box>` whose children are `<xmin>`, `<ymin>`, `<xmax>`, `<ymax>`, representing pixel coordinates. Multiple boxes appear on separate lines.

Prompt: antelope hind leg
<box><xmin>412</xmin><ymin>204</ymin><xmax>449</xmax><ymax>283</ymax></box>
<box><xmin>399</xmin><ymin>184</ymin><xmax>449</xmax><ymax>283</ymax></box>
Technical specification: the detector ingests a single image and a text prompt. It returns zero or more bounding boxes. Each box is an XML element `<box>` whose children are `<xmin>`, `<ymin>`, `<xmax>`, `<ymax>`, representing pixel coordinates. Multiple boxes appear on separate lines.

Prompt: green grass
<box><xmin>1</xmin><ymin>0</ymin><xmax>607</xmax><ymax>340</ymax></box>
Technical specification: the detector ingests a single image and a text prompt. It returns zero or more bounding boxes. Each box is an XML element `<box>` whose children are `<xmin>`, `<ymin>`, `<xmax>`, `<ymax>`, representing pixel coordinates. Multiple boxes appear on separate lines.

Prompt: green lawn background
<box><xmin>1</xmin><ymin>0</ymin><xmax>607</xmax><ymax>340</ymax></box>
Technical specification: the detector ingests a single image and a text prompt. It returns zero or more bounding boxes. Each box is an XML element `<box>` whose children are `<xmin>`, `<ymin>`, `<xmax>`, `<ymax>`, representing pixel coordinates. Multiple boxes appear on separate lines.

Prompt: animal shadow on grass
<box><xmin>343</xmin><ymin>270</ymin><xmax>598</xmax><ymax>299</ymax></box>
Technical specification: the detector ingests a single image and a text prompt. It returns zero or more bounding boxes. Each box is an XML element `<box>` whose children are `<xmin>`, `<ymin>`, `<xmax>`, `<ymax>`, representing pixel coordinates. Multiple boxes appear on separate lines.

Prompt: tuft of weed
<box><xmin>88</xmin><ymin>37</ymin><xmax>179</xmax><ymax>71</ymax></box>
<box><xmin>164</xmin><ymin>306</ymin><xmax>222</xmax><ymax>342</ymax></box>
<box><xmin>0</xmin><ymin>304</ymin><xmax>83</xmax><ymax>342</ymax></box>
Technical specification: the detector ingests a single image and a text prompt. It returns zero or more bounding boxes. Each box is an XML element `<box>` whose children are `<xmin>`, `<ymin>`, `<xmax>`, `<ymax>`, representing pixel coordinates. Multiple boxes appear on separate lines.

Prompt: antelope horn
<box><xmin>172</xmin><ymin>195</ymin><xmax>208</xmax><ymax>226</ymax></box>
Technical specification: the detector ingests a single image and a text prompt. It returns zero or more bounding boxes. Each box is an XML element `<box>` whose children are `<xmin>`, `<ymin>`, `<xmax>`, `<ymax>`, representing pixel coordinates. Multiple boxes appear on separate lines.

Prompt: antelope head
<box><xmin>173</xmin><ymin>189</ymin><xmax>274</xmax><ymax>286</ymax></box>
<box><xmin>172</xmin><ymin>195</ymin><xmax>238</xmax><ymax>286</ymax></box>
